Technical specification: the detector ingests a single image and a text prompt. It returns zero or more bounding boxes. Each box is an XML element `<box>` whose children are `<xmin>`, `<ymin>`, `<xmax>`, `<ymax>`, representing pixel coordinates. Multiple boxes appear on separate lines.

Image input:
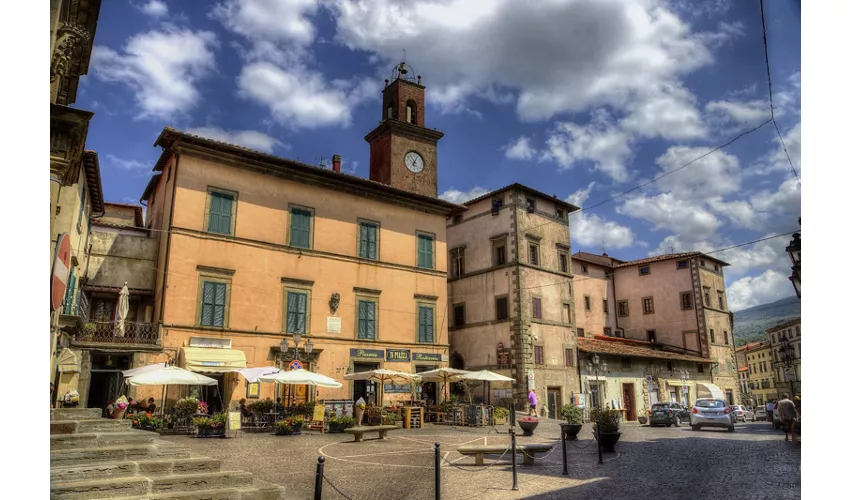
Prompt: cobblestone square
<box><xmin>162</xmin><ymin>418</ymin><xmax>801</xmax><ymax>500</ymax></box>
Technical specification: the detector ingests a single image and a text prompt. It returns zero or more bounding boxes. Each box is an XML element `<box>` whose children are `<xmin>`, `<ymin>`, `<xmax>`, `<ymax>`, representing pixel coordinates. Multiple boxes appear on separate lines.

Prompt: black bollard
<box><xmin>597</xmin><ymin>427</ymin><xmax>603</xmax><ymax>465</ymax></box>
<box><xmin>314</xmin><ymin>456</ymin><xmax>325</xmax><ymax>500</ymax></box>
<box><xmin>434</xmin><ymin>442</ymin><xmax>441</xmax><ymax>500</ymax></box>
<box><xmin>510</xmin><ymin>427</ymin><xmax>519</xmax><ymax>491</ymax></box>
<box><xmin>510</xmin><ymin>403</ymin><xmax>516</xmax><ymax>427</ymax></box>
<box><xmin>560</xmin><ymin>423</ymin><xmax>568</xmax><ymax>476</ymax></box>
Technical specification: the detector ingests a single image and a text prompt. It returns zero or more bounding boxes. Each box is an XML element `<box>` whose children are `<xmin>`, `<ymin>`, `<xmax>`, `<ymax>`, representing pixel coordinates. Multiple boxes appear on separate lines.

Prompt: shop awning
<box><xmin>182</xmin><ymin>347</ymin><xmax>247</xmax><ymax>373</ymax></box>
<box><xmin>666</xmin><ymin>380</ymin><xmax>684</xmax><ymax>387</ymax></box>
<box><xmin>695</xmin><ymin>382</ymin><xmax>725</xmax><ymax>400</ymax></box>
<box><xmin>57</xmin><ymin>348</ymin><xmax>79</xmax><ymax>374</ymax></box>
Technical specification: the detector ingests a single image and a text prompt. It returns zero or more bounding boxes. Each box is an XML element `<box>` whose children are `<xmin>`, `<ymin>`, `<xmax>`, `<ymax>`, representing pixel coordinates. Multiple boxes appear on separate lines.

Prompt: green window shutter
<box><xmin>208</xmin><ymin>192</ymin><xmax>234</xmax><ymax>235</ymax></box>
<box><xmin>201</xmin><ymin>281</ymin><xmax>226</xmax><ymax>327</ymax></box>
<box><xmin>63</xmin><ymin>269</ymin><xmax>76</xmax><ymax>315</ymax></box>
<box><xmin>213</xmin><ymin>283</ymin><xmax>226</xmax><ymax>327</ymax></box>
<box><xmin>296</xmin><ymin>292</ymin><xmax>307</xmax><ymax>333</ymax></box>
<box><xmin>419</xmin><ymin>306</ymin><xmax>434</xmax><ymax>343</ymax></box>
<box><xmin>290</xmin><ymin>209</ymin><xmax>312</xmax><ymax>248</ymax></box>
<box><xmin>418</xmin><ymin>234</ymin><xmax>433</xmax><ymax>269</ymax></box>
<box><xmin>286</xmin><ymin>291</ymin><xmax>307</xmax><ymax>333</ymax></box>
<box><xmin>359</xmin><ymin>223</ymin><xmax>377</xmax><ymax>259</ymax></box>
<box><xmin>358</xmin><ymin>300</ymin><xmax>375</xmax><ymax>339</ymax></box>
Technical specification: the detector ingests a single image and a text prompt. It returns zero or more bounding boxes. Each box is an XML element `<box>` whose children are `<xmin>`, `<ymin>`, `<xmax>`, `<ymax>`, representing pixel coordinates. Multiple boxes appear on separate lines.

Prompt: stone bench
<box><xmin>456</xmin><ymin>443</ymin><xmax>554</xmax><ymax>466</ymax></box>
<box><xmin>343</xmin><ymin>425</ymin><xmax>398</xmax><ymax>443</ymax></box>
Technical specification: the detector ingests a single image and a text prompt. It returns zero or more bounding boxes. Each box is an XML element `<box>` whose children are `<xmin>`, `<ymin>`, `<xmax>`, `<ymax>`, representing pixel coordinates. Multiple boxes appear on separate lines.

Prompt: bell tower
<box><xmin>365</xmin><ymin>61</ymin><xmax>444</xmax><ymax>198</ymax></box>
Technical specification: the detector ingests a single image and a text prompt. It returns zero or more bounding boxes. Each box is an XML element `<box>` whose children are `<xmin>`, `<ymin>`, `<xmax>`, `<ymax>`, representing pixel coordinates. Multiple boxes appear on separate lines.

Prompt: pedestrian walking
<box><xmin>528</xmin><ymin>389</ymin><xmax>538</xmax><ymax>417</ymax></box>
<box><xmin>765</xmin><ymin>399</ymin><xmax>775</xmax><ymax>423</ymax></box>
<box><xmin>776</xmin><ymin>393</ymin><xmax>799</xmax><ymax>443</ymax></box>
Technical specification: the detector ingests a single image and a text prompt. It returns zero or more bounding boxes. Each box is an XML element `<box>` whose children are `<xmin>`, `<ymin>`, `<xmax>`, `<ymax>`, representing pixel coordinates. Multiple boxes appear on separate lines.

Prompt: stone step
<box><xmin>50</xmin><ymin>471</ymin><xmax>256</xmax><ymax>500</ymax></box>
<box><xmin>108</xmin><ymin>483</ymin><xmax>285</xmax><ymax>500</ymax></box>
<box><xmin>50</xmin><ymin>430</ymin><xmax>159</xmax><ymax>450</ymax></box>
<box><xmin>51</xmin><ymin>443</ymin><xmax>191</xmax><ymax>467</ymax></box>
<box><xmin>52</xmin><ymin>408</ymin><xmax>102</xmax><ymax>421</ymax></box>
<box><xmin>52</xmin><ymin>418</ymin><xmax>134</xmax><ymax>434</ymax></box>
<box><xmin>51</xmin><ymin>456</ymin><xmax>223</xmax><ymax>484</ymax></box>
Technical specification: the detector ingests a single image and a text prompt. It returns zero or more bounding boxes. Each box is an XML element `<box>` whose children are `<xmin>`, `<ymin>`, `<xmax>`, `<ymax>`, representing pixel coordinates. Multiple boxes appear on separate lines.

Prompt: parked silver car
<box><xmin>755</xmin><ymin>405</ymin><xmax>767</xmax><ymax>421</ymax></box>
<box><xmin>730</xmin><ymin>405</ymin><xmax>754</xmax><ymax>422</ymax></box>
<box><xmin>690</xmin><ymin>398</ymin><xmax>735</xmax><ymax>432</ymax></box>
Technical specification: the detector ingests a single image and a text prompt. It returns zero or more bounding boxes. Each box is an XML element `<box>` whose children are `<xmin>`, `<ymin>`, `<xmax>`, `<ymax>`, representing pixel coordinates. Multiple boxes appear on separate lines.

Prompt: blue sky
<box><xmin>77</xmin><ymin>0</ymin><xmax>801</xmax><ymax>311</ymax></box>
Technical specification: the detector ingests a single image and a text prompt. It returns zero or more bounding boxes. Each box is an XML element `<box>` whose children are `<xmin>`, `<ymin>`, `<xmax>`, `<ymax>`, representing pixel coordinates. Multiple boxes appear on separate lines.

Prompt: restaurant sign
<box><xmin>350</xmin><ymin>348</ymin><xmax>384</xmax><ymax>359</ymax></box>
<box><xmin>413</xmin><ymin>352</ymin><xmax>442</xmax><ymax>362</ymax></box>
<box><xmin>386</xmin><ymin>349</ymin><xmax>411</xmax><ymax>362</ymax></box>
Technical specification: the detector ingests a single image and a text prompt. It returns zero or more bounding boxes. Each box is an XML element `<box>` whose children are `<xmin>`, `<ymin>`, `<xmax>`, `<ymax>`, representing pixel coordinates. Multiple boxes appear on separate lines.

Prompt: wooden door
<box><xmin>623</xmin><ymin>383</ymin><xmax>636</xmax><ymax>421</ymax></box>
<box><xmin>546</xmin><ymin>388</ymin><xmax>561</xmax><ymax>419</ymax></box>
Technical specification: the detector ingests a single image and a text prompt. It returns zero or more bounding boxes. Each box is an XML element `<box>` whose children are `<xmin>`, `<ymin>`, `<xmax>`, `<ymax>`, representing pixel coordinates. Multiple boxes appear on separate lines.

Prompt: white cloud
<box><xmin>503</xmin><ymin>136</ymin><xmax>536</xmax><ymax>161</ymax></box>
<box><xmin>566</xmin><ymin>182</ymin><xmax>597</xmax><ymax>208</ymax></box>
<box><xmin>185</xmin><ymin>127</ymin><xmax>286</xmax><ymax>153</ymax></box>
<box><xmin>649</xmin><ymin>234</ymin><xmax>714</xmax><ymax>256</ymax></box>
<box><xmin>619</xmin><ymin>84</ymin><xmax>706</xmax><ymax>140</ymax></box>
<box><xmin>105</xmin><ymin>154</ymin><xmax>149</xmax><ymax>172</ymax></box>
<box><xmin>750</xmin><ymin>178</ymin><xmax>801</xmax><ymax>219</ymax></box>
<box><xmin>211</xmin><ymin>0</ymin><xmax>319</xmax><ymax>46</ymax></box>
<box><xmin>726</xmin><ymin>269</ymin><xmax>792</xmax><ymax>311</ymax></box>
<box><xmin>712</xmin><ymin>235</ymin><xmax>789</xmax><ymax>277</ymax></box>
<box><xmin>439</xmin><ymin>186</ymin><xmax>490</xmax><ymax>204</ymax></box>
<box><xmin>654</xmin><ymin>146</ymin><xmax>741</xmax><ymax>199</ymax></box>
<box><xmin>237</xmin><ymin>62</ymin><xmax>378</xmax><ymax>129</ymax></box>
<box><xmin>619</xmin><ymin>192</ymin><xmax>721</xmax><ymax>241</ymax></box>
<box><xmin>541</xmin><ymin>110</ymin><xmax>632</xmax><ymax>182</ymax></box>
<box><xmin>330</xmin><ymin>0</ymin><xmax>735</xmax><ymax>125</ymax></box>
<box><xmin>92</xmin><ymin>28</ymin><xmax>217</xmax><ymax>120</ymax></box>
<box><xmin>705</xmin><ymin>99</ymin><xmax>771</xmax><ymax>128</ymax></box>
<box><xmin>139</xmin><ymin>0</ymin><xmax>169</xmax><ymax>17</ymax></box>
<box><xmin>708</xmin><ymin>199</ymin><xmax>766</xmax><ymax>230</ymax></box>
<box><xmin>566</xmin><ymin>182</ymin><xmax>635</xmax><ymax>250</ymax></box>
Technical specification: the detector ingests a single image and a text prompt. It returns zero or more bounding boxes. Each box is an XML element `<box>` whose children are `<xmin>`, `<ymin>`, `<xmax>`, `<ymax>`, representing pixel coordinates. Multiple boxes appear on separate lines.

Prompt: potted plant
<box><xmin>590</xmin><ymin>408</ymin><xmax>621</xmax><ymax>453</ymax></box>
<box><xmin>163</xmin><ymin>414</ymin><xmax>176</xmax><ymax>430</ymax></box>
<box><xmin>328</xmin><ymin>415</ymin><xmax>356</xmax><ymax>433</ymax></box>
<box><xmin>132</xmin><ymin>414</ymin><xmax>163</xmax><ymax>432</ymax></box>
<box><xmin>382</xmin><ymin>412</ymin><xmax>402</xmax><ymax>428</ymax></box>
<box><xmin>194</xmin><ymin>412</ymin><xmax>226</xmax><ymax>437</ymax></box>
<box><xmin>247</xmin><ymin>399</ymin><xmax>275</xmax><ymax>415</ymax></box>
<box><xmin>113</xmin><ymin>396</ymin><xmax>129</xmax><ymax>420</ymax></box>
<box><xmin>517</xmin><ymin>416</ymin><xmax>540</xmax><ymax>436</ymax></box>
<box><xmin>274</xmin><ymin>416</ymin><xmax>304</xmax><ymax>436</ymax></box>
<box><xmin>559</xmin><ymin>404</ymin><xmax>584</xmax><ymax>441</ymax></box>
<box><xmin>493</xmin><ymin>407</ymin><xmax>509</xmax><ymax>425</ymax></box>
<box><xmin>174</xmin><ymin>397</ymin><xmax>200</xmax><ymax>417</ymax></box>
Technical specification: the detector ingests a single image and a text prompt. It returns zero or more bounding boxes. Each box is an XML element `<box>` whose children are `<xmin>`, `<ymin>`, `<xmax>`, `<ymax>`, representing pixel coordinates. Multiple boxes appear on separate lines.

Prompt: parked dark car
<box><xmin>649</xmin><ymin>402</ymin><xmax>689</xmax><ymax>427</ymax></box>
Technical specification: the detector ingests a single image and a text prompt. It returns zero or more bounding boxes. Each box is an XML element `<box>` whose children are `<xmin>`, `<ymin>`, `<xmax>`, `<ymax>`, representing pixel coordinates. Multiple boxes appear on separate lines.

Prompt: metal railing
<box><xmin>72</xmin><ymin>321</ymin><xmax>159</xmax><ymax>345</ymax></box>
<box><xmin>61</xmin><ymin>291</ymin><xmax>90</xmax><ymax>323</ymax></box>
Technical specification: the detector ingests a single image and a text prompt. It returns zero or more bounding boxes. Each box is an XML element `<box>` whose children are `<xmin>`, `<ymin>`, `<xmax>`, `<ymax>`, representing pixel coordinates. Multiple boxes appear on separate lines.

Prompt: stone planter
<box><xmin>196</xmin><ymin>426</ymin><xmax>225</xmax><ymax>438</ymax></box>
<box><xmin>638</xmin><ymin>416</ymin><xmax>648</xmax><ymax>425</ymax></box>
<box><xmin>517</xmin><ymin>419</ymin><xmax>539</xmax><ymax>436</ymax></box>
<box><xmin>561</xmin><ymin>423</ymin><xmax>583</xmax><ymax>441</ymax></box>
<box><xmin>275</xmin><ymin>423</ymin><xmax>303</xmax><ymax>436</ymax></box>
<box><xmin>597</xmin><ymin>431</ymin><xmax>621</xmax><ymax>453</ymax></box>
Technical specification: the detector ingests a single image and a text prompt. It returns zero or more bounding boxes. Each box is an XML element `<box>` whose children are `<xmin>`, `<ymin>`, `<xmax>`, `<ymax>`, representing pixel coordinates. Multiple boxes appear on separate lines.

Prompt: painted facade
<box><xmin>447</xmin><ymin>184</ymin><xmax>580</xmax><ymax>415</ymax></box>
<box><xmin>742</xmin><ymin>342</ymin><xmax>776</xmax><ymax>405</ymax></box>
<box><xmin>767</xmin><ymin>318</ymin><xmax>801</xmax><ymax>398</ymax></box>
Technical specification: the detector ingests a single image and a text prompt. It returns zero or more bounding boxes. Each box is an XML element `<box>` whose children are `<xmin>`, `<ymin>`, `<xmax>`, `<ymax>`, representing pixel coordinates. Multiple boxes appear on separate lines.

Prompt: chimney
<box><xmin>332</xmin><ymin>154</ymin><xmax>341</xmax><ymax>173</ymax></box>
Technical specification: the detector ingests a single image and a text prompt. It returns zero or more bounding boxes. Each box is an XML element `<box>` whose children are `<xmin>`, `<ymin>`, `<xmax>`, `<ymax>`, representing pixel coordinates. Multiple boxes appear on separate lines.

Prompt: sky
<box><xmin>77</xmin><ymin>0</ymin><xmax>801</xmax><ymax>312</ymax></box>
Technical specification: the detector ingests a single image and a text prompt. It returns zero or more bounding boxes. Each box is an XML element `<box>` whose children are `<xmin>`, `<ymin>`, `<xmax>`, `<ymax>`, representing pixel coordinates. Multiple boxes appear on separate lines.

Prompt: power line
<box><xmin>759</xmin><ymin>0</ymin><xmax>799</xmax><ymax>181</ymax></box>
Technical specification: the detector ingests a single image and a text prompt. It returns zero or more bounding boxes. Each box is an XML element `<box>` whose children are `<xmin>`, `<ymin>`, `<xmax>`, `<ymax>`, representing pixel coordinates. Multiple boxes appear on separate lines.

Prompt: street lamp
<box><xmin>584</xmin><ymin>353</ymin><xmax>609</xmax><ymax>409</ymax></box>
<box><xmin>786</xmin><ymin>220</ymin><xmax>800</xmax><ymax>299</ymax></box>
<box><xmin>279</xmin><ymin>332</ymin><xmax>313</xmax><ymax>363</ymax></box>
<box><xmin>777</xmin><ymin>335</ymin><xmax>796</xmax><ymax>398</ymax></box>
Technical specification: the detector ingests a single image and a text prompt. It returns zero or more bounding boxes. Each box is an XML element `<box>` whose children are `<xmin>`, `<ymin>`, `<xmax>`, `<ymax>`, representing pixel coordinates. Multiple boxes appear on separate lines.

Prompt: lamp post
<box><xmin>786</xmin><ymin>219</ymin><xmax>800</xmax><ymax>299</ymax></box>
<box><xmin>777</xmin><ymin>335</ymin><xmax>796</xmax><ymax>398</ymax></box>
<box><xmin>584</xmin><ymin>353</ymin><xmax>608</xmax><ymax>465</ymax></box>
<box><xmin>278</xmin><ymin>333</ymin><xmax>314</xmax><ymax>408</ymax></box>
<box><xmin>679</xmin><ymin>369</ymin><xmax>690</xmax><ymax>407</ymax></box>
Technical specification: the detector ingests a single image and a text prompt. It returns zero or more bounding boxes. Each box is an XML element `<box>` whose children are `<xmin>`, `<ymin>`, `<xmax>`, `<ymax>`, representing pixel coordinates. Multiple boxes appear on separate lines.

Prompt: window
<box><xmin>532</xmin><ymin>297</ymin><xmax>542</xmax><ymax>319</ymax></box>
<box><xmin>565</xmin><ymin>348</ymin><xmax>574</xmax><ymax>367</ymax></box>
<box><xmin>647</xmin><ymin>330</ymin><xmax>657</xmax><ymax>343</ymax></box>
<box><xmin>529</xmin><ymin>243</ymin><xmax>539</xmax><ymax>265</ymax></box>
<box><xmin>418</xmin><ymin>305</ymin><xmax>435</xmax><ymax>343</ymax></box>
<box><xmin>580</xmin><ymin>264</ymin><xmax>588</xmax><ymax>274</ymax></box>
<box><xmin>723</xmin><ymin>331</ymin><xmax>729</xmax><ymax>345</ymax></box>
<box><xmin>642</xmin><ymin>296</ymin><xmax>654</xmax><ymax>314</ymax></box>
<box><xmin>496</xmin><ymin>297</ymin><xmax>509</xmax><ymax>320</ymax></box>
<box><xmin>358</xmin><ymin>221</ymin><xmax>379</xmax><ymax>260</ymax></box>
<box><xmin>452</xmin><ymin>214</ymin><xmax>462</xmax><ymax>225</ymax></box>
<box><xmin>697</xmin><ymin>364</ymin><xmax>705</xmax><ymax>373</ymax></box>
<box><xmin>639</xmin><ymin>265</ymin><xmax>650</xmax><ymax>276</ymax></box>
<box><xmin>289</xmin><ymin>207</ymin><xmax>313</xmax><ymax>248</ymax></box>
<box><xmin>584</xmin><ymin>295</ymin><xmax>591</xmax><ymax>311</ymax></box>
<box><xmin>200</xmin><ymin>281</ymin><xmax>227</xmax><ymax>327</ymax></box>
<box><xmin>680</xmin><ymin>292</ymin><xmax>693</xmax><ymax>310</ymax></box>
<box><xmin>357</xmin><ymin>299</ymin><xmax>377</xmax><ymax>340</ymax></box>
<box><xmin>417</xmin><ymin>232</ymin><xmax>435</xmax><ymax>269</ymax></box>
<box><xmin>534</xmin><ymin>345</ymin><xmax>544</xmax><ymax>364</ymax></box>
<box><xmin>703</xmin><ymin>287</ymin><xmax>711</xmax><ymax>307</ymax></box>
<box><xmin>491</xmin><ymin>197</ymin><xmax>504</xmax><ymax>215</ymax></box>
<box><xmin>492</xmin><ymin>239</ymin><xmax>507</xmax><ymax>266</ymax></box>
<box><xmin>206</xmin><ymin>189</ymin><xmax>236</xmax><ymax>235</ymax></box>
<box><xmin>406</xmin><ymin>100</ymin><xmax>417</xmax><ymax>124</ymax></box>
<box><xmin>559</xmin><ymin>253</ymin><xmax>568</xmax><ymax>273</ymax></box>
<box><xmin>450</xmin><ymin>247</ymin><xmax>465</xmax><ymax>278</ymax></box>
<box><xmin>677</xmin><ymin>259</ymin><xmax>689</xmax><ymax>269</ymax></box>
<box><xmin>621</xmin><ymin>357</ymin><xmax>632</xmax><ymax>369</ymax></box>
<box><xmin>617</xmin><ymin>300</ymin><xmax>629</xmax><ymax>317</ymax></box>
<box><xmin>604</xmin><ymin>327</ymin><xmax>612</xmax><ymax>337</ymax></box>
<box><xmin>285</xmin><ymin>291</ymin><xmax>308</xmax><ymax>334</ymax></box>
<box><xmin>700</xmin><ymin>259</ymin><xmax>705</xmax><ymax>267</ymax></box>
<box><xmin>717</xmin><ymin>291</ymin><xmax>725</xmax><ymax>310</ymax></box>
<box><xmin>453</xmin><ymin>304</ymin><xmax>465</xmax><ymax>328</ymax></box>
<box><xmin>710</xmin><ymin>329</ymin><xmax>715</xmax><ymax>343</ymax></box>
<box><xmin>526</xmin><ymin>198</ymin><xmax>536</xmax><ymax>213</ymax></box>
<box><xmin>562</xmin><ymin>303</ymin><xmax>571</xmax><ymax>323</ymax></box>
<box><xmin>577</xmin><ymin>328</ymin><xmax>585</xmax><ymax>337</ymax></box>
<box><xmin>556</xmin><ymin>208</ymin><xmax>565</xmax><ymax>220</ymax></box>
<box><xmin>603</xmin><ymin>299</ymin><xmax>609</xmax><ymax>315</ymax></box>
<box><xmin>714</xmin><ymin>264</ymin><xmax>720</xmax><ymax>272</ymax></box>
<box><xmin>666</xmin><ymin>361</ymin><xmax>673</xmax><ymax>371</ymax></box>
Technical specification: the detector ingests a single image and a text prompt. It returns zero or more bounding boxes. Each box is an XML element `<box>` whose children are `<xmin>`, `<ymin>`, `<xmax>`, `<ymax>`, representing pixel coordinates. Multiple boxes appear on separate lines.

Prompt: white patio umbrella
<box><xmin>126</xmin><ymin>366</ymin><xmax>218</xmax><ymax>386</ymax></box>
<box><xmin>416</xmin><ymin>367</ymin><xmax>470</xmax><ymax>402</ymax></box>
<box><xmin>343</xmin><ymin>369</ymin><xmax>420</xmax><ymax>405</ymax></box>
<box><xmin>115</xmin><ymin>282</ymin><xmax>130</xmax><ymax>337</ymax></box>
<box><xmin>122</xmin><ymin>362</ymin><xmax>167</xmax><ymax>378</ymax></box>
<box><xmin>237</xmin><ymin>366</ymin><xmax>280</xmax><ymax>383</ymax></box>
<box><xmin>258</xmin><ymin>369</ymin><xmax>342</xmax><ymax>388</ymax></box>
<box><xmin>457</xmin><ymin>370</ymin><xmax>515</xmax><ymax>404</ymax></box>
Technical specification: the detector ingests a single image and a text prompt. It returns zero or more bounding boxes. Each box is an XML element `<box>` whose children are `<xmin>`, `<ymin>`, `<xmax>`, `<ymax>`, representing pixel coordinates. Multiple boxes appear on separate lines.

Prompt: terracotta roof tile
<box><xmin>615</xmin><ymin>251</ymin><xmax>730</xmax><ymax>268</ymax></box>
<box><xmin>735</xmin><ymin>342</ymin><xmax>767</xmax><ymax>352</ymax></box>
<box><xmin>577</xmin><ymin>336</ymin><xmax>710</xmax><ymax>363</ymax></box>
<box><xmin>572</xmin><ymin>251</ymin><xmax>625</xmax><ymax>268</ymax></box>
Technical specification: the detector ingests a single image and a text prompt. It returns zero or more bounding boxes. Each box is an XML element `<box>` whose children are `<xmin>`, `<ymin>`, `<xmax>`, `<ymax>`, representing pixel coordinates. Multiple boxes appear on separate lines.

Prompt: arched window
<box><xmin>386</xmin><ymin>104</ymin><xmax>394</xmax><ymax>120</ymax></box>
<box><xmin>406</xmin><ymin>100</ymin><xmax>417</xmax><ymax>124</ymax></box>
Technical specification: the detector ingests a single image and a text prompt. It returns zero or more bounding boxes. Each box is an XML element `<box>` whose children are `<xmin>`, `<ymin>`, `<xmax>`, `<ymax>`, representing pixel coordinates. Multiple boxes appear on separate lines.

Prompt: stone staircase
<box><xmin>50</xmin><ymin>408</ymin><xmax>285</xmax><ymax>500</ymax></box>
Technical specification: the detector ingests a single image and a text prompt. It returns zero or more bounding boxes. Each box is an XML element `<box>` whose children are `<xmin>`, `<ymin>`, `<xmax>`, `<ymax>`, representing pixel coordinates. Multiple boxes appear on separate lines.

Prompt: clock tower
<box><xmin>365</xmin><ymin>62</ymin><xmax>444</xmax><ymax>198</ymax></box>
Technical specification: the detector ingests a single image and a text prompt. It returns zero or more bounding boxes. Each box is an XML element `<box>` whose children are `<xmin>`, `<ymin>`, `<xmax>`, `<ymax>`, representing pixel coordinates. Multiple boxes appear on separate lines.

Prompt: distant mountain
<box><xmin>732</xmin><ymin>296</ymin><xmax>801</xmax><ymax>346</ymax></box>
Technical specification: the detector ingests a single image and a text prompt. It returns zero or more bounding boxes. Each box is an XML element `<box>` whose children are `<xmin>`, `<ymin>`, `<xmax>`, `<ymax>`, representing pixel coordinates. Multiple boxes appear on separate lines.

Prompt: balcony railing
<box><xmin>72</xmin><ymin>321</ymin><xmax>159</xmax><ymax>345</ymax></box>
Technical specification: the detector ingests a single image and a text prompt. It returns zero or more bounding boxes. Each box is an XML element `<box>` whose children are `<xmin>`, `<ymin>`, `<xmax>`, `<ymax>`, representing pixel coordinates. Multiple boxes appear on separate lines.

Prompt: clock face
<box><xmin>404</xmin><ymin>151</ymin><xmax>425</xmax><ymax>173</ymax></box>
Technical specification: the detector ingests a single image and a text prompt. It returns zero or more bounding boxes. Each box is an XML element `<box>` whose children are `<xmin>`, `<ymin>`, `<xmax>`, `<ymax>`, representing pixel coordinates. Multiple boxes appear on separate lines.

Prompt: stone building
<box><xmin>135</xmin><ymin>65</ymin><xmax>463</xmax><ymax>411</ymax></box>
<box><xmin>739</xmin><ymin>342</ymin><xmax>776</xmax><ymax>405</ymax></box>
<box><xmin>446</xmin><ymin>184</ymin><xmax>580</xmax><ymax>415</ymax></box>
<box><xmin>572</xmin><ymin>251</ymin><xmax>739</xmax><ymax>406</ymax></box>
<box><xmin>767</xmin><ymin>318</ymin><xmax>801</xmax><ymax>398</ymax></box>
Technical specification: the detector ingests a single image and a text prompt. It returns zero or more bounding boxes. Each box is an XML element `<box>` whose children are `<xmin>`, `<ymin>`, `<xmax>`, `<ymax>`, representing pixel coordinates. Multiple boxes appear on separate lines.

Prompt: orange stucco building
<box><xmin>135</xmin><ymin>68</ymin><xmax>464</xmax><ymax>411</ymax></box>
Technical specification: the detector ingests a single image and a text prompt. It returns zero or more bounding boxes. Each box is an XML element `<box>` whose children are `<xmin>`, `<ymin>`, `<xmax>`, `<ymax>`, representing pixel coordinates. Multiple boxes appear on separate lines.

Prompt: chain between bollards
<box><xmin>434</xmin><ymin>442</ymin><xmax>441</xmax><ymax>500</ymax></box>
<box><xmin>314</xmin><ymin>456</ymin><xmax>325</xmax><ymax>500</ymax></box>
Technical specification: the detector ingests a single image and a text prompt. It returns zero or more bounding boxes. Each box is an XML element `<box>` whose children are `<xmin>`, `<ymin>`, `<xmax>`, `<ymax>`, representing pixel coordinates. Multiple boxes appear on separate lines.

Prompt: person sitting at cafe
<box><xmin>145</xmin><ymin>397</ymin><xmax>157</xmax><ymax>413</ymax></box>
<box><xmin>275</xmin><ymin>398</ymin><xmax>285</xmax><ymax>413</ymax></box>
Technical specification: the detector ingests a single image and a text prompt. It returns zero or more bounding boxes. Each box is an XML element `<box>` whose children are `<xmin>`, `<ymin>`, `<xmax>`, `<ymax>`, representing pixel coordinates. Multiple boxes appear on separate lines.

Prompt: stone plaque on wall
<box><xmin>327</xmin><ymin>317</ymin><xmax>342</xmax><ymax>334</ymax></box>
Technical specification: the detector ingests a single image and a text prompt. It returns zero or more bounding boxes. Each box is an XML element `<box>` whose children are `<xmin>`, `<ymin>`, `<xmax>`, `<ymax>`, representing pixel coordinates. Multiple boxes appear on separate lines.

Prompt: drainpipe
<box><xmin>159</xmin><ymin>151</ymin><xmax>179</xmax><ymax>324</ymax></box>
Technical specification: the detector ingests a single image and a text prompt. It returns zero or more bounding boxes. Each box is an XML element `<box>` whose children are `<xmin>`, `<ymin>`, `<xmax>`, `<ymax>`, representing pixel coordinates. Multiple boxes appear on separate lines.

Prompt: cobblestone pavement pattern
<box><xmin>162</xmin><ymin>418</ymin><xmax>800</xmax><ymax>500</ymax></box>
